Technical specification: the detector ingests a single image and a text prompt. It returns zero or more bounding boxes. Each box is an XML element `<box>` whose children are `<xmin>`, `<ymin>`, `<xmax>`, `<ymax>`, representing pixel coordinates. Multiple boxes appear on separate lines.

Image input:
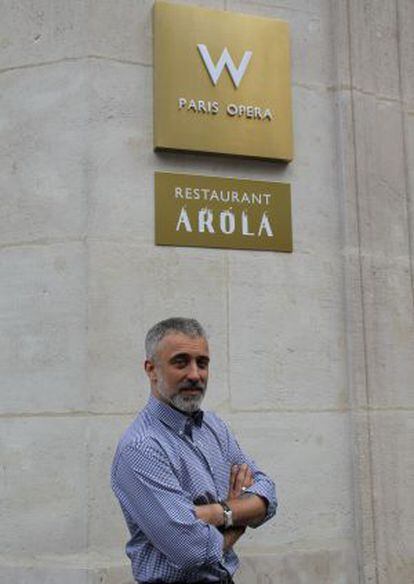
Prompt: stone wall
<box><xmin>1</xmin><ymin>1</ymin><xmax>413</xmax><ymax>583</ymax></box>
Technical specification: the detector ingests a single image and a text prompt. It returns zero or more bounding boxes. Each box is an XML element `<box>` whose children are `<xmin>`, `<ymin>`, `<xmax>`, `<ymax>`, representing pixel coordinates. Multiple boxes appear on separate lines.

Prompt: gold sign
<box><xmin>153</xmin><ymin>2</ymin><xmax>293</xmax><ymax>162</ymax></box>
<box><xmin>155</xmin><ymin>172</ymin><xmax>292</xmax><ymax>252</ymax></box>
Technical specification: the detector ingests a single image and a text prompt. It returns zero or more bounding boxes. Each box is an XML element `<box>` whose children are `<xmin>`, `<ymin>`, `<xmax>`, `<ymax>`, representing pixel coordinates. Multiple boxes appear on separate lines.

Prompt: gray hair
<box><xmin>145</xmin><ymin>317</ymin><xmax>207</xmax><ymax>360</ymax></box>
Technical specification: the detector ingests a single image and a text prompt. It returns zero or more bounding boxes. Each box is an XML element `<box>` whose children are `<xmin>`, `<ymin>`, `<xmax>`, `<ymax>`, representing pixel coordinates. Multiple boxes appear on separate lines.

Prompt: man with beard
<box><xmin>111</xmin><ymin>317</ymin><xmax>277</xmax><ymax>584</ymax></box>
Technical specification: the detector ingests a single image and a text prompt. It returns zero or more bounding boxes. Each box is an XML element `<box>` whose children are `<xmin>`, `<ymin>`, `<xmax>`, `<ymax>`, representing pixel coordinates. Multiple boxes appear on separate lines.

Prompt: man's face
<box><xmin>145</xmin><ymin>333</ymin><xmax>210</xmax><ymax>413</ymax></box>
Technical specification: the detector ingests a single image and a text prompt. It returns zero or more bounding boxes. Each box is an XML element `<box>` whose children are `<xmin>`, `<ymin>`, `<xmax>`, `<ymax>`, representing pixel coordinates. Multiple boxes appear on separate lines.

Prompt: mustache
<box><xmin>178</xmin><ymin>380</ymin><xmax>205</xmax><ymax>392</ymax></box>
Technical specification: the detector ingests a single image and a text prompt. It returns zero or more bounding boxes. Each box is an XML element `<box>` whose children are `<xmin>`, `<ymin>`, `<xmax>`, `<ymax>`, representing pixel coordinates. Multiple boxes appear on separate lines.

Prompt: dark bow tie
<box><xmin>184</xmin><ymin>410</ymin><xmax>204</xmax><ymax>438</ymax></box>
<box><xmin>191</xmin><ymin>409</ymin><xmax>204</xmax><ymax>427</ymax></box>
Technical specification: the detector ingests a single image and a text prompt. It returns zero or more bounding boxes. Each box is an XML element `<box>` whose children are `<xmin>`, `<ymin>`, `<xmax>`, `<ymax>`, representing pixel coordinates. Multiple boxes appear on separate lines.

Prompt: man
<box><xmin>111</xmin><ymin>317</ymin><xmax>277</xmax><ymax>583</ymax></box>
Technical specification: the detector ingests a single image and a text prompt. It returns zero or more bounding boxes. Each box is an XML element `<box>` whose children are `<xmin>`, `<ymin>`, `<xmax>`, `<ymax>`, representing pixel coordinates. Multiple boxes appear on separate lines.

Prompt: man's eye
<box><xmin>197</xmin><ymin>359</ymin><xmax>209</xmax><ymax>369</ymax></box>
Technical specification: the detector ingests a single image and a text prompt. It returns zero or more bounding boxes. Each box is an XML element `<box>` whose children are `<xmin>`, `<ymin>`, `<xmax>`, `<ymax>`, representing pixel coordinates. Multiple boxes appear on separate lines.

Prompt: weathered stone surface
<box><xmin>0</xmin><ymin>242</ymin><xmax>87</xmax><ymax>414</ymax></box>
<box><xmin>361</xmin><ymin>254</ymin><xmax>414</xmax><ymax>408</ymax></box>
<box><xmin>86</xmin><ymin>61</ymin><xmax>153</xmax><ymax>243</ymax></box>
<box><xmin>287</xmin><ymin>85</ymin><xmax>342</xmax><ymax>255</ymax></box>
<box><xmin>352</xmin><ymin>94</ymin><xmax>409</xmax><ymax>259</ymax></box>
<box><xmin>370</xmin><ymin>411</ymin><xmax>414</xmax><ymax>584</ymax></box>
<box><xmin>229</xmin><ymin>252</ymin><xmax>346</xmax><ymax>411</ymax></box>
<box><xmin>0</xmin><ymin>1</ymin><xmax>88</xmax><ymax>69</ymax></box>
<box><xmin>0</xmin><ymin>63</ymin><xmax>88</xmax><ymax>245</ymax></box>
<box><xmin>0</xmin><ymin>417</ymin><xmax>88</xmax><ymax>554</ymax></box>
<box><xmin>348</xmin><ymin>0</ymin><xmax>401</xmax><ymax>99</ymax></box>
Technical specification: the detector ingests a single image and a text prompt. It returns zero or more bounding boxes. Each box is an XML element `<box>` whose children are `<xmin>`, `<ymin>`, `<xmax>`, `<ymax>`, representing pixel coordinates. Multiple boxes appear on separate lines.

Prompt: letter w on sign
<box><xmin>197</xmin><ymin>44</ymin><xmax>253</xmax><ymax>88</ymax></box>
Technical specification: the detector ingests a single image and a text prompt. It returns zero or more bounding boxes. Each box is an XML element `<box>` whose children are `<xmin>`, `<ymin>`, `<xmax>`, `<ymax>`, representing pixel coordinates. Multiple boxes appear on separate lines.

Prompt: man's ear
<box><xmin>144</xmin><ymin>359</ymin><xmax>157</xmax><ymax>383</ymax></box>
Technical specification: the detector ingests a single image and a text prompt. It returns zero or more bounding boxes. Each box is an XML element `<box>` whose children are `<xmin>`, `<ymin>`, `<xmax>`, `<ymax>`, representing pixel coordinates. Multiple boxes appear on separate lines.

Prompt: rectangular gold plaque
<box><xmin>153</xmin><ymin>2</ymin><xmax>293</xmax><ymax>161</ymax></box>
<box><xmin>155</xmin><ymin>172</ymin><xmax>292</xmax><ymax>252</ymax></box>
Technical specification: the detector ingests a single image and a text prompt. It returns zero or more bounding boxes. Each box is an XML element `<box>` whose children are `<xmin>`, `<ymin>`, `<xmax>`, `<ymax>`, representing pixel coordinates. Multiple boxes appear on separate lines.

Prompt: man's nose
<box><xmin>186</xmin><ymin>361</ymin><xmax>201</xmax><ymax>381</ymax></box>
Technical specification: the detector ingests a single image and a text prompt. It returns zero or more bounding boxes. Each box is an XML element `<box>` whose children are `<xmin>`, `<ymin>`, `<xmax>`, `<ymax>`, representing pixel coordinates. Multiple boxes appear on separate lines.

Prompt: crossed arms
<box><xmin>195</xmin><ymin>463</ymin><xmax>268</xmax><ymax>551</ymax></box>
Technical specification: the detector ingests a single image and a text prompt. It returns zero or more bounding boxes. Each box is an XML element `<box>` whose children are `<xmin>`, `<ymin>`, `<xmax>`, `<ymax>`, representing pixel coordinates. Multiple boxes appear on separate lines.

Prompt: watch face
<box><xmin>224</xmin><ymin>508</ymin><xmax>233</xmax><ymax>528</ymax></box>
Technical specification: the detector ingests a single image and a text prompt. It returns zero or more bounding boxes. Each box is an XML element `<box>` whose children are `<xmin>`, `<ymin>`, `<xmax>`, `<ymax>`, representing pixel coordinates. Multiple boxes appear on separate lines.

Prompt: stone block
<box><xmin>348</xmin><ymin>0</ymin><xmax>401</xmax><ymax>99</ymax></box>
<box><xmin>222</xmin><ymin>411</ymin><xmax>353</xmax><ymax>549</ymax></box>
<box><xmin>0</xmin><ymin>417</ymin><xmax>88</xmax><ymax>555</ymax></box>
<box><xmin>353</xmin><ymin>93</ymin><xmax>409</xmax><ymax>259</ymax></box>
<box><xmin>86</xmin><ymin>61</ymin><xmax>153</xmax><ymax>243</ymax></box>
<box><xmin>361</xmin><ymin>255</ymin><xmax>414</xmax><ymax>408</ymax></box>
<box><xmin>0</xmin><ymin>62</ymin><xmax>88</xmax><ymax>245</ymax></box>
<box><xmin>0</xmin><ymin>243</ymin><xmax>87</xmax><ymax>414</ymax></box>
<box><xmin>228</xmin><ymin>252</ymin><xmax>346</xmax><ymax>411</ymax></box>
<box><xmin>288</xmin><ymin>85</ymin><xmax>342</xmax><ymax>255</ymax></box>
<box><xmin>87</xmin><ymin>242</ymin><xmax>229</xmax><ymax>413</ymax></box>
<box><xmin>370</xmin><ymin>411</ymin><xmax>414</xmax><ymax>584</ymax></box>
<box><xmin>228</xmin><ymin>0</ymin><xmax>336</xmax><ymax>89</ymax></box>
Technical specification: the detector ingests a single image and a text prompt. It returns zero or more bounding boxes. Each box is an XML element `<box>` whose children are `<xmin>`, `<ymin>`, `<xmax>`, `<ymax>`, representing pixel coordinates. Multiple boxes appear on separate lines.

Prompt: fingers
<box><xmin>234</xmin><ymin>463</ymin><xmax>249</xmax><ymax>496</ymax></box>
<box><xmin>229</xmin><ymin>464</ymin><xmax>239</xmax><ymax>496</ymax></box>
<box><xmin>244</xmin><ymin>466</ymin><xmax>254</xmax><ymax>488</ymax></box>
<box><xmin>228</xmin><ymin>463</ymin><xmax>254</xmax><ymax>499</ymax></box>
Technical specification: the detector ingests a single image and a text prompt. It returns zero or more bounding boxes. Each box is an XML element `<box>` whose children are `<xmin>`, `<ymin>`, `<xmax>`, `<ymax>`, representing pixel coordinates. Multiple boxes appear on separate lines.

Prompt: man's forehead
<box><xmin>157</xmin><ymin>332</ymin><xmax>209</xmax><ymax>356</ymax></box>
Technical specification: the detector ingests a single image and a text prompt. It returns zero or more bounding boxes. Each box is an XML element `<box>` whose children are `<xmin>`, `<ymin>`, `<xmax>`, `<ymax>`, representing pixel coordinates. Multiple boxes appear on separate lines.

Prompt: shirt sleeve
<box><xmin>223</xmin><ymin>422</ymin><xmax>278</xmax><ymax>527</ymax></box>
<box><xmin>112</xmin><ymin>438</ymin><xmax>224</xmax><ymax>571</ymax></box>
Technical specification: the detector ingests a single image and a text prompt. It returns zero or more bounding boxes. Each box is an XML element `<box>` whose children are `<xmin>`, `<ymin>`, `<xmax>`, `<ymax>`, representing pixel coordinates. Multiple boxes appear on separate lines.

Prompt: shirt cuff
<box><xmin>243</xmin><ymin>482</ymin><xmax>277</xmax><ymax>526</ymax></box>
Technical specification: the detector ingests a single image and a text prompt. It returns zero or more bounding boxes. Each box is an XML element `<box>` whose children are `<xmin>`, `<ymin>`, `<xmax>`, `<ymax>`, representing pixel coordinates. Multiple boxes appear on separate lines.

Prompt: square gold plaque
<box><xmin>153</xmin><ymin>2</ymin><xmax>293</xmax><ymax>161</ymax></box>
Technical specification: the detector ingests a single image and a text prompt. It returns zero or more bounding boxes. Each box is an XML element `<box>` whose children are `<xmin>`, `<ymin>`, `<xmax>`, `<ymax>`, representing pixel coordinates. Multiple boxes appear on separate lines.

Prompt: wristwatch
<box><xmin>219</xmin><ymin>501</ymin><xmax>233</xmax><ymax>529</ymax></box>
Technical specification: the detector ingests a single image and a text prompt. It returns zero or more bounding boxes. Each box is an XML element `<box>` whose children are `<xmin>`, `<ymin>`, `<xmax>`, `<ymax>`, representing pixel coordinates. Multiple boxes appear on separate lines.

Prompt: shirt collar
<box><xmin>146</xmin><ymin>395</ymin><xmax>204</xmax><ymax>436</ymax></box>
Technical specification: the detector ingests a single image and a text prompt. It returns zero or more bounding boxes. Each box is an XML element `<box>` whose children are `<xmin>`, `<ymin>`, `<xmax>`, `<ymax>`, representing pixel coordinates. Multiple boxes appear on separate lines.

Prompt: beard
<box><xmin>158</xmin><ymin>377</ymin><xmax>206</xmax><ymax>414</ymax></box>
<box><xmin>170</xmin><ymin>390</ymin><xmax>204</xmax><ymax>413</ymax></box>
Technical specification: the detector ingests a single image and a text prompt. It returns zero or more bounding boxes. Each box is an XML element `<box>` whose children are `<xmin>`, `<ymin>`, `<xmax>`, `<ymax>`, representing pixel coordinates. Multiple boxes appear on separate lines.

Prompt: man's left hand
<box><xmin>228</xmin><ymin>463</ymin><xmax>254</xmax><ymax>500</ymax></box>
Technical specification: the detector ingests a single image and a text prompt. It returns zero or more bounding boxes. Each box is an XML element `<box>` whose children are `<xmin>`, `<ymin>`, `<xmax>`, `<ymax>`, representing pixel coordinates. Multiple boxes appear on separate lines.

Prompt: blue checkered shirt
<box><xmin>111</xmin><ymin>396</ymin><xmax>277</xmax><ymax>583</ymax></box>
